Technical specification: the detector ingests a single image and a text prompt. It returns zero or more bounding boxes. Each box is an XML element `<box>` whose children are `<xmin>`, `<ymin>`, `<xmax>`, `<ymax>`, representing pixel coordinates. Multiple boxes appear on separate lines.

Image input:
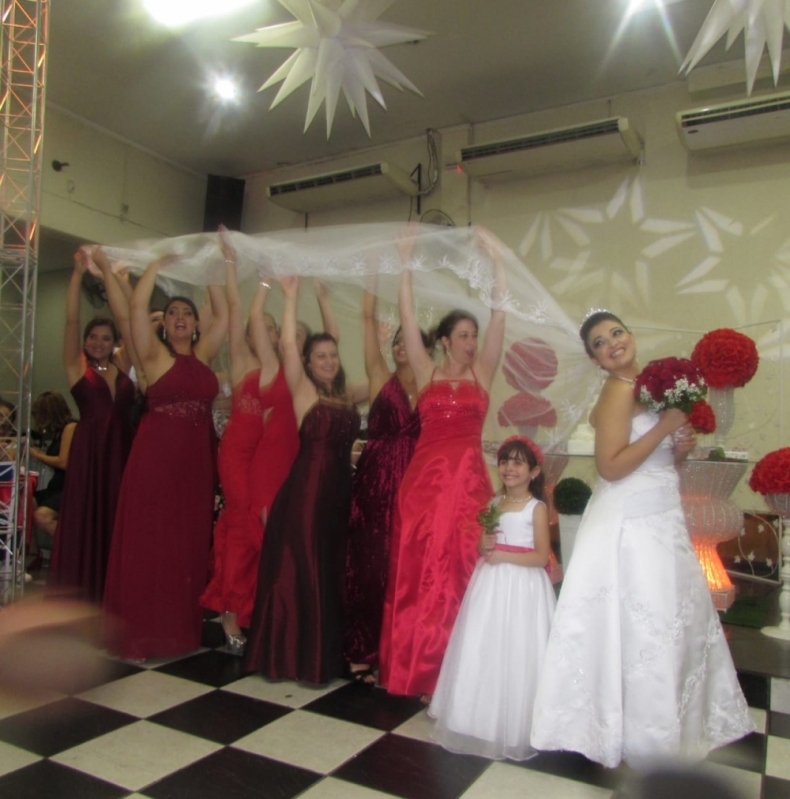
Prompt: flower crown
<box><xmin>499</xmin><ymin>434</ymin><xmax>544</xmax><ymax>464</ymax></box>
<box><xmin>579</xmin><ymin>307</ymin><xmax>612</xmax><ymax>332</ymax></box>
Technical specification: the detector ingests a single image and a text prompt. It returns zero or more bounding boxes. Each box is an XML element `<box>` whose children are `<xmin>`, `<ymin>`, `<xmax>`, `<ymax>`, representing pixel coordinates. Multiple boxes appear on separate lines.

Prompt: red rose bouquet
<box><xmin>691</xmin><ymin>328</ymin><xmax>759</xmax><ymax>389</ymax></box>
<box><xmin>634</xmin><ymin>357</ymin><xmax>707</xmax><ymax>413</ymax></box>
<box><xmin>749</xmin><ymin>448</ymin><xmax>790</xmax><ymax>495</ymax></box>
<box><xmin>497</xmin><ymin>391</ymin><xmax>557</xmax><ymax>428</ymax></box>
<box><xmin>502</xmin><ymin>337</ymin><xmax>558</xmax><ymax>392</ymax></box>
<box><xmin>688</xmin><ymin>400</ymin><xmax>716</xmax><ymax>434</ymax></box>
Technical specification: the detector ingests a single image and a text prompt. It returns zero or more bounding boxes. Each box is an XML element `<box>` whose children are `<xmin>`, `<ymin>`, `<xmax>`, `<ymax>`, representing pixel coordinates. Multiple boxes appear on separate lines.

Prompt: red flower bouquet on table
<box><xmin>691</xmin><ymin>328</ymin><xmax>759</xmax><ymax>389</ymax></box>
<box><xmin>634</xmin><ymin>357</ymin><xmax>707</xmax><ymax>413</ymax></box>
<box><xmin>749</xmin><ymin>448</ymin><xmax>790</xmax><ymax>496</ymax></box>
<box><xmin>688</xmin><ymin>399</ymin><xmax>716</xmax><ymax>434</ymax></box>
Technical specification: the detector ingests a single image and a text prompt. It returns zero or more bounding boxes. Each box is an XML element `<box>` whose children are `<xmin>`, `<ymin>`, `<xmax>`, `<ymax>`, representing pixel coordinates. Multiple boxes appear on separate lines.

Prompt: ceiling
<box><xmin>45</xmin><ymin>0</ymin><xmax>744</xmax><ymax>178</ymax></box>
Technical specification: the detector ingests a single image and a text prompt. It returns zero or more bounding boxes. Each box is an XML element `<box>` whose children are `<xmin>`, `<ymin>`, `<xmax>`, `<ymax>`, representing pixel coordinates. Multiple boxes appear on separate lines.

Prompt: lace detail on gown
<box><xmin>530</xmin><ymin>412</ymin><xmax>754</xmax><ymax>768</ymax></box>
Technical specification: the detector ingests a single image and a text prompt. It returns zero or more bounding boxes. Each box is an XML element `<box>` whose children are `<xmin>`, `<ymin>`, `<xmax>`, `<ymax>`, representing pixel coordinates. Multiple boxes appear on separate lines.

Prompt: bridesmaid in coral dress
<box><xmin>244</xmin><ymin>276</ymin><xmax>360</xmax><ymax>685</ymax></box>
<box><xmin>379</xmin><ymin>229</ymin><xmax>507</xmax><ymax>701</ymax></box>
<box><xmin>343</xmin><ymin>277</ymin><xmax>427</xmax><ymax>683</ymax></box>
<box><xmin>49</xmin><ymin>248</ymin><xmax>136</xmax><ymax>602</ymax></box>
<box><xmin>104</xmin><ymin>250</ymin><xmax>228</xmax><ymax>661</ymax></box>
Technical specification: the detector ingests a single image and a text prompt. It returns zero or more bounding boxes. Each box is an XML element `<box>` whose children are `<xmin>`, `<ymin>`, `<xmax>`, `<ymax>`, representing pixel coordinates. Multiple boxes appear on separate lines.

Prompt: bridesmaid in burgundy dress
<box><xmin>49</xmin><ymin>249</ymin><xmax>135</xmax><ymax>602</ymax></box>
<box><xmin>244</xmin><ymin>276</ymin><xmax>360</xmax><ymax>685</ymax></box>
<box><xmin>343</xmin><ymin>280</ymin><xmax>427</xmax><ymax>682</ymax></box>
<box><xmin>104</xmin><ymin>252</ymin><xmax>228</xmax><ymax>661</ymax></box>
<box><xmin>379</xmin><ymin>229</ymin><xmax>507</xmax><ymax>701</ymax></box>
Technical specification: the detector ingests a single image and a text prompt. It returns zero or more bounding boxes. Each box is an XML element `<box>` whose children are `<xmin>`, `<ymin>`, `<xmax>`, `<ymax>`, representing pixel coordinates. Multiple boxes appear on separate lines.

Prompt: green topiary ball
<box><xmin>553</xmin><ymin>477</ymin><xmax>592</xmax><ymax>515</ymax></box>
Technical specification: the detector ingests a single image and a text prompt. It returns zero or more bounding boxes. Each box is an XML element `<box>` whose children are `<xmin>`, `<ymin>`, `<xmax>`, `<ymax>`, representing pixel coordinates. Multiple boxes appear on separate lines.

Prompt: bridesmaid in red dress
<box><xmin>343</xmin><ymin>280</ymin><xmax>426</xmax><ymax>683</ymax></box>
<box><xmin>200</xmin><ymin>235</ymin><xmax>278</xmax><ymax>651</ymax></box>
<box><xmin>49</xmin><ymin>249</ymin><xmax>135</xmax><ymax>602</ymax></box>
<box><xmin>103</xmin><ymin>252</ymin><xmax>228</xmax><ymax>661</ymax></box>
<box><xmin>244</xmin><ymin>276</ymin><xmax>360</xmax><ymax>685</ymax></box>
<box><xmin>379</xmin><ymin>230</ymin><xmax>507</xmax><ymax>700</ymax></box>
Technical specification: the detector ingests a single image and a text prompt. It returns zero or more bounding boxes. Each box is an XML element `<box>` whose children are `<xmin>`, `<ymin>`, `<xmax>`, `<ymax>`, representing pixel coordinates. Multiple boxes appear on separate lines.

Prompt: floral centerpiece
<box><xmin>691</xmin><ymin>329</ymin><xmax>759</xmax><ymax>389</ymax></box>
<box><xmin>691</xmin><ymin>328</ymin><xmax>759</xmax><ymax>447</ymax></box>
<box><xmin>553</xmin><ymin>477</ymin><xmax>593</xmax><ymax>515</ymax></box>
<box><xmin>749</xmin><ymin>448</ymin><xmax>790</xmax><ymax>497</ymax></box>
<box><xmin>688</xmin><ymin>399</ymin><xmax>716</xmax><ymax>434</ymax></box>
<box><xmin>634</xmin><ymin>357</ymin><xmax>707</xmax><ymax>413</ymax></box>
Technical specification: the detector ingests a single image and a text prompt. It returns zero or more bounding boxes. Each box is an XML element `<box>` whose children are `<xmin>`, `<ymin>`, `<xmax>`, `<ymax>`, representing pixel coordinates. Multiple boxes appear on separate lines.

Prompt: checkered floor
<box><xmin>0</xmin><ymin>611</ymin><xmax>789</xmax><ymax>799</ymax></box>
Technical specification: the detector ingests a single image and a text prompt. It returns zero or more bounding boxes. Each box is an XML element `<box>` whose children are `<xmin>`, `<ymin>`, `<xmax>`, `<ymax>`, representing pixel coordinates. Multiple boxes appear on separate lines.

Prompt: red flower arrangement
<box><xmin>749</xmin><ymin>448</ymin><xmax>790</xmax><ymax>495</ymax></box>
<box><xmin>497</xmin><ymin>392</ymin><xmax>557</xmax><ymax>428</ymax></box>
<box><xmin>688</xmin><ymin>400</ymin><xmax>716</xmax><ymax>434</ymax></box>
<box><xmin>634</xmin><ymin>357</ymin><xmax>707</xmax><ymax>413</ymax></box>
<box><xmin>502</xmin><ymin>337</ymin><xmax>558</xmax><ymax>392</ymax></box>
<box><xmin>691</xmin><ymin>328</ymin><xmax>759</xmax><ymax>389</ymax></box>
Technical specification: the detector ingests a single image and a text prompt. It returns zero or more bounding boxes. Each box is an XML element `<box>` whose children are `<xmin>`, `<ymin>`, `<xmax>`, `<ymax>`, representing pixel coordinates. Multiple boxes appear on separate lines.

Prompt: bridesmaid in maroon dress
<box><xmin>343</xmin><ymin>281</ymin><xmax>426</xmax><ymax>682</ymax></box>
<box><xmin>104</xmin><ymin>252</ymin><xmax>228</xmax><ymax>661</ymax></box>
<box><xmin>244</xmin><ymin>276</ymin><xmax>360</xmax><ymax>685</ymax></box>
<box><xmin>49</xmin><ymin>249</ymin><xmax>135</xmax><ymax>602</ymax></box>
<box><xmin>379</xmin><ymin>229</ymin><xmax>507</xmax><ymax>700</ymax></box>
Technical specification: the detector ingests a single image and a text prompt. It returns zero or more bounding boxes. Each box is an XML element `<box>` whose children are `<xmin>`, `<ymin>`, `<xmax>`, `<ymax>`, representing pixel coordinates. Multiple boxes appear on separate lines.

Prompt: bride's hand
<box><xmin>672</xmin><ymin>422</ymin><xmax>696</xmax><ymax>455</ymax></box>
<box><xmin>658</xmin><ymin>407</ymin><xmax>688</xmax><ymax>434</ymax></box>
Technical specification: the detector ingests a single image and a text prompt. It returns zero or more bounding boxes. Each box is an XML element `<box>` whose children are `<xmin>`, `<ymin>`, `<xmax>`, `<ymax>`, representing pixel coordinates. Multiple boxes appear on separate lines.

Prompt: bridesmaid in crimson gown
<box><xmin>201</xmin><ymin>235</ymin><xmax>277</xmax><ymax>649</ymax></box>
<box><xmin>379</xmin><ymin>229</ymin><xmax>507</xmax><ymax>700</ymax></box>
<box><xmin>343</xmin><ymin>281</ymin><xmax>426</xmax><ymax>682</ymax></box>
<box><xmin>104</xmin><ymin>252</ymin><xmax>228</xmax><ymax>660</ymax></box>
<box><xmin>244</xmin><ymin>276</ymin><xmax>360</xmax><ymax>685</ymax></box>
<box><xmin>50</xmin><ymin>249</ymin><xmax>135</xmax><ymax>602</ymax></box>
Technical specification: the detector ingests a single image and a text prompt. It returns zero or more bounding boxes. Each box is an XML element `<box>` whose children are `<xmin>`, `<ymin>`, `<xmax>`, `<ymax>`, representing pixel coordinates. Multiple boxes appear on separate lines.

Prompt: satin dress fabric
<box><xmin>344</xmin><ymin>375</ymin><xmax>420</xmax><ymax>666</ymax></box>
<box><xmin>104</xmin><ymin>354</ymin><xmax>218</xmax><ymax>660</ymax></box>
<box><xmin>530</xmin><ymin>412</ymin><xmax>755</xmax><ymax>768</ymax></box>
<box><xmin>248</xmin><ymin>366</ymin><xmax>299</xmax><ymax>526</ymax></box>
<box><xmin>50</xmin><ymin>368</ymin><xmax>135</xmax><ymax>602</ymax></box>
<box><xmin>430</xmin><ymin>498</ymin><xmax>556</xmax><ymax>761</ymax></box>
<box><xmin>201</xmin><ymin>370</ymin><xmax>263</xmax><ymax>628</ymax></box>
<box><xmin>244</xmin><ymin>399</ymin><xmax>360</xmax><ymax>685</ymax></box>
<box><xmin>379</xmin><ymin>377</ymin><xmax>492</xmax><ymax>697</ymax></box>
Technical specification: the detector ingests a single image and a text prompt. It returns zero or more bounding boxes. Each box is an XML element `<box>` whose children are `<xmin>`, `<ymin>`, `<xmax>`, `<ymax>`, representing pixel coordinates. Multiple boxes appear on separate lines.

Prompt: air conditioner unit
<box><xmin>456</xmin><ymin>118</ymin><xmax>643</xmax><ymax>181</ymax></box>
<box><xmin>676</xmin><ymin>92</ymin><xmax>790</xmax><ymax>152</ymax></box>
<box><xmin>266</xmin><ymin>162</ymin><xmax>418</xmax><ymax>212</ymax></box>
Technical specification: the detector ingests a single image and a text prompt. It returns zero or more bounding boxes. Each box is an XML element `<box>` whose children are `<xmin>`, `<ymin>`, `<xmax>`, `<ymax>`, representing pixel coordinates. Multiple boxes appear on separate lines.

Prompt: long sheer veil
<box><xmin>101</xmin><ymin>223</ymin><xmax>599</xmax><ymax>453</ymax></box>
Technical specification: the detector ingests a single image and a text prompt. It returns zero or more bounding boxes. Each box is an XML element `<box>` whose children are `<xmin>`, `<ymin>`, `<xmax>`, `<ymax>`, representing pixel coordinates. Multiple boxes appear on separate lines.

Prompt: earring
<box><xmin>162</xmin><ymin>330</ymin><xmax>167</xmax><ymax>342</ymax></box>
<box><xmin>192</xmin><ymin>331</ymin><xmax>198</xmax><ymax>343</ymax></box>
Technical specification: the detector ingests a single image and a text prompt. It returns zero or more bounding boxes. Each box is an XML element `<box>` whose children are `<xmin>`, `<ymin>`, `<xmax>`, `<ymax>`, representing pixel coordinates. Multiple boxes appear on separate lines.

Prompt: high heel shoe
<box><xmin>225</xmin><ymin>633</ymin><xmax>246</xmax><ymax>656</ymax></box>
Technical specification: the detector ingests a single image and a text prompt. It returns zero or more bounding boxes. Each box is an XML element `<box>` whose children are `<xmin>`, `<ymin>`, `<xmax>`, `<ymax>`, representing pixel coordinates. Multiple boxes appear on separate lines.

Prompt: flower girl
<box><xmin>428</xmin><ymin>435</ymin><xmax>556</xmax><ymax>761</ymax></box>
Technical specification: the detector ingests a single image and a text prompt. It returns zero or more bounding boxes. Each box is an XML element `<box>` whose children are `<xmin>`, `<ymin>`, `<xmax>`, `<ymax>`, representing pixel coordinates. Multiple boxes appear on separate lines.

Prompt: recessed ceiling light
<box><xmin>143</xmin><ymin>0</ymin><xmax>256</xmax><ymax>27</ymax></box>
<box><xmin>213</xmin><ymin>77</ymin><xmax>239</xmax><ymax>102</ymax></box>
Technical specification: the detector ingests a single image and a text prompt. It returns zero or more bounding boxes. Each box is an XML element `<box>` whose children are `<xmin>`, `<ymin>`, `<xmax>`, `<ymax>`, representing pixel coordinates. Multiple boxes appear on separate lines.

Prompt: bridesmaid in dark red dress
<box><xmin>103</xmin><ymin>251</ymin><xmax>228</xmax><ymax>661</ymax></box>
<box><xmin>379</xmin><ymin>229</ymin><xmax>507</xmax><ymax>700</ymax></box>
<box><xmin>49</xmin><ymin>249</ymin><xmax>135</xmax><ymax>602</ymax></box>
<box><xmin>343</xmin><ymin>281</ymin><xmax>426</xmax><ymax>682</ymax></box>
<box><xmin>244</xmin><ymin>276</ymin><xmax>360</xmax><ymax>685</ymax></box>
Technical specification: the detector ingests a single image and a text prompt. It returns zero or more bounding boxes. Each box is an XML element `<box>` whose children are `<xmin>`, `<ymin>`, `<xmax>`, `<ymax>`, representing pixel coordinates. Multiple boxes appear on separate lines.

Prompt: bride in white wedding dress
<box><xmin>530</xmin><ymin>311</ymin><xmax>754</xmax><ymax>769</ymax></box>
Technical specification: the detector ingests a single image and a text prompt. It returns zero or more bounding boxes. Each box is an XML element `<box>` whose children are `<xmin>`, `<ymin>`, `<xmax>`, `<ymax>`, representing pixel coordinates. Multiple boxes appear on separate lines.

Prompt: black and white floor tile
<box><xmin>1</xmin><ymin>609</ymin><xmax>789</xmax><ymax>798</ymax></box>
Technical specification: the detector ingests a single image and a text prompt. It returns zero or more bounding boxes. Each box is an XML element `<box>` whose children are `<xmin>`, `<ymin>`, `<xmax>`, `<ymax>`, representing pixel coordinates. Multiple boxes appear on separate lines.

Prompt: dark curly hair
<box><xmin>579</xmin><ymin>311</ymin><xmax>628</xmax><ymax>358</ymax></box>
<box><xmin>303</xmin><ymin>333</ymin><xmax>346</xmax><ymax>399</ymax></box>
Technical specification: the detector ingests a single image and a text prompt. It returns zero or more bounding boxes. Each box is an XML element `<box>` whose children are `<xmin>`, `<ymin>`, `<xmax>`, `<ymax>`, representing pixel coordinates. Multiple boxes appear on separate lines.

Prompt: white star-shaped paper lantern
<box><xmin>682</xmin><ymin>0</ymin><xmax>790</xmax><ymax>94</ymax></box>
<box><xmin>234</xmin><ymin>0</ymin><xmax>429</xmax><ymax>137</ymax></box>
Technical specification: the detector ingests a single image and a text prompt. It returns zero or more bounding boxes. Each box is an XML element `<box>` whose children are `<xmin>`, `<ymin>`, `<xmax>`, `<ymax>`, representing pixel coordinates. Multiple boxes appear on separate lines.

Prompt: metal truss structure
<box><xmin>0</xmin><ymin>0</ymin><xmax>48</xmax><ymax>603</ymax></box>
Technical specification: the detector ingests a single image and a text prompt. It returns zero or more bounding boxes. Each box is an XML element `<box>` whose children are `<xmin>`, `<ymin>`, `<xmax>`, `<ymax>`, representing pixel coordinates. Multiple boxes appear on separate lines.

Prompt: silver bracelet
<box><xmin>260</xmin><ymin>280</ymin><xmax>271</xmax><ymax>289</ymax></box>
<box><xmin>224</xmin><ymin>259</ymin><xmax>235</xmax><ymax>264</ymax></box>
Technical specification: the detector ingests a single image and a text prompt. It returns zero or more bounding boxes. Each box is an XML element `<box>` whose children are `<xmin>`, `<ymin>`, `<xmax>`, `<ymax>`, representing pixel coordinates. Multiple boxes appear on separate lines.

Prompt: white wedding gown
<box><xmin>530</xmin><ymin>412</ymin><xmax>754</xmax><ymax>769</ymax></box>
<box><xmin>429</xmin><ymin>498</ymin><xmax>556</xmax><ymax>761</ymax></box>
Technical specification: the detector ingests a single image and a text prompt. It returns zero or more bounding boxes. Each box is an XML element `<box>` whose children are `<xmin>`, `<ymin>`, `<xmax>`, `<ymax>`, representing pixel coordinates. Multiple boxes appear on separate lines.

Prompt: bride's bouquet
<box><xmin>634</xmin><ymin>357</ymin><xmax>707</xmax><ymax>414</ymax></box>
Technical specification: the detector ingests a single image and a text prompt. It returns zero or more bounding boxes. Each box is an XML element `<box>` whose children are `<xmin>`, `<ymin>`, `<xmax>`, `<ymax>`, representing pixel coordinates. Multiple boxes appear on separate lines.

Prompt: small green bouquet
<box><xmin>478</xmin><ymin>501</ymin><xmax>503</xmax><ymax>535</ymax></box>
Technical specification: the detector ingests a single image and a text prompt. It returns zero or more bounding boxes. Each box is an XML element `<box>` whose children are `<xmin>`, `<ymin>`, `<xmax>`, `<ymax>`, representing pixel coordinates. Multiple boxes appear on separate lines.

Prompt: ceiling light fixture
<box><xmin>143</xmin><ymin>0</ymin><xmax>257</xmax><ymax>28</ymax></box>
<box><xmin>233</xmin><ymin>0</ymin><xmax>430</xmax><ymax>138</ymax></box>
<box><xmin>682</xmin><ymin>0</ymin><xmax>789</xmax><ymax>94</ymax></box>
<box><xmin>213</xmin><ymin>77</ymin><xmax>239</xmax><ymax>102</ymax></box>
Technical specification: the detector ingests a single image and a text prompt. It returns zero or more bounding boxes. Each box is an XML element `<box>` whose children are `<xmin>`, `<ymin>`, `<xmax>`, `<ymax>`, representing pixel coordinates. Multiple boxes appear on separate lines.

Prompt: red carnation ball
<box><xmin>750</xmin><ymin>448</ymin><xmax>790</xmax><ymax>496</ymax></box>
<box><xmin>497</xmin><ymin>391</ymin><xmax>557</xmax><ymax>428</ymax></box>
<box><xmin>502</xmin><ymin>338</ymin><xmax>558</xmax><ymax>392</ymax></box>
<box><xmin>688</xmin><ymin>400</ymin><xmax>716</xmax><ymax>434</ymax></box>
<box><xmin>691</xmin><ymin>328</ymin><xmax>759</xmax><ymax>389</ymax></box>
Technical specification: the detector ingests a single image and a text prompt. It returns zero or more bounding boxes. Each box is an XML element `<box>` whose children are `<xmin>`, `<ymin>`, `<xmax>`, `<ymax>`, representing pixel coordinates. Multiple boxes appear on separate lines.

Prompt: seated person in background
<box><xmin>29</xmin><ymin>392</ymin><xmax>77</xmax><ymax>542</ymax></box>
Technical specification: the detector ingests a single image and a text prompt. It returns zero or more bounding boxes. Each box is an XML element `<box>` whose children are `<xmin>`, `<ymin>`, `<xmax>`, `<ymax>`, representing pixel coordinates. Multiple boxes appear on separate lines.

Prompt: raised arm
<box><xmin>362</xmin><ymin>275</ymin><xmax>391</xmax><ymax>404</ymax></box>
<box><xmin>398</xmin><ymin>269</ymin><xmax>434</xmax><ymax>390</ymax></box>
<box><xmin>315</xmin><ymin>280</ymin><xmax>339</xmax><ymax>341</ymax></box>
<box><xmin>92</xmin><ymin>248</ymin><xmax>138</xmax><ymax>377</ymax></box>
<box><xmin>474</xmin><ymin>230</ymin><xmax>507</xmax><ymax>390</ymax></box>
<box><xmin>280</xmin><ymin>277</ymin><xmax>316</xmax><ymax>424</ymax></box>
<box><xmin>195</xmin><ymin>284</ymin><xmax>229</xmax><ymax>366</ymax></box>
<box><xmin>249</xmin><ymin>279</ymin><xmax>280</xmax><ymax>388</ymax></box>
<box><xmin>63</xmin><ymin>251</ymin><xmax>87</xmax><ymax>388</ymax></box>
<box><xmin>130</xmin><ymin>256</ymin><xmax>177</xmax><ymax>380</ymax></box>
<box><xmin>220</xmin><ymin>234</ymin><xmax>257</xmax><ymax>384</ymax></box>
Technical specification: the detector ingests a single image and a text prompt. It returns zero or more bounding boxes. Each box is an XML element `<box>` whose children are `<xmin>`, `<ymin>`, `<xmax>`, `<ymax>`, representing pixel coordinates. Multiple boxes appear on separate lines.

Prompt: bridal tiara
<box><xmin>579</xmin><ymin>307</ymin><xmax>612</xmax><ymax>331</ymax></box>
